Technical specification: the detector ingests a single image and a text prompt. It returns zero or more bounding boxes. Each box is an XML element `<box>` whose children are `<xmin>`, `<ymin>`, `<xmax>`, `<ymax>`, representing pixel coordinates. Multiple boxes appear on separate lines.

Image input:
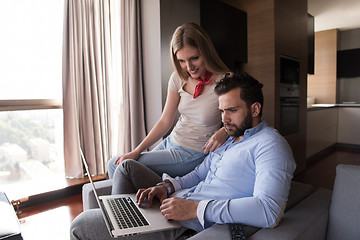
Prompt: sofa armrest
<box><xmin>82</xmin><ymin>179</ymin><xmax>113</xmax><ymax>211</ymax></box>
<box><xmin>248</xmin><ymin>188</ymin><xmax>332</xmax><ymax>240</ymax></box>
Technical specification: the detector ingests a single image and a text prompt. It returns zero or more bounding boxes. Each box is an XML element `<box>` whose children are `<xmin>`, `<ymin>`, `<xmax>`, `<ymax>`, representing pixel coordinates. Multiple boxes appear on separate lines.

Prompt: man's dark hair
<box><xmin>215</xmin><ymin>72</ymin><xmax>264</xmax><ymax>117</ymax></box>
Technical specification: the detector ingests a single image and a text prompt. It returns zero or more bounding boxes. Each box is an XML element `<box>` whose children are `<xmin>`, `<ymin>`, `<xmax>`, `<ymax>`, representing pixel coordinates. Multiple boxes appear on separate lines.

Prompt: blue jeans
<box><xmin>108</xmin><ymin>135</ymin><xmax>207</xmax><ymax>178</ymax></box>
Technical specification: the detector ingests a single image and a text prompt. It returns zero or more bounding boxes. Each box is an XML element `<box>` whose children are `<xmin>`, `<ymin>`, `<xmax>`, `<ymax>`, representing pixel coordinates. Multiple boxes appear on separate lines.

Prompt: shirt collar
<box><xmin>229</xmin><ymin>120</ymin><xmax>268</xmax><ymax>143</ymax></box>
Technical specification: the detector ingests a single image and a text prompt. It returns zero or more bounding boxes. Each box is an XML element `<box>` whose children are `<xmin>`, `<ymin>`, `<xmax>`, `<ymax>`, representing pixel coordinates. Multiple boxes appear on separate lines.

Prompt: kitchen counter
<box><xmin>308</xmin><ymin>103</ymin><xmax>360</xmax><ymax>111</ymax></box>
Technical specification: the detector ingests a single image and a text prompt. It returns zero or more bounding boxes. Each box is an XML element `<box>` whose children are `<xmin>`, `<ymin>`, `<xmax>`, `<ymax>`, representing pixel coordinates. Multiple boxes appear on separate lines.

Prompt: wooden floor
<box><xmin>17</xmin><ymin>194</ymin><xmax>82</xmax><ymax>240</ymax></box>
<box><xmin>16</xmin><ymin>149</ymin><xmax>360</xmax><ymax>240</ymax></box>
<box><xmin>293</xmin><ymin>148</ymin><xmax>360</xmax><ymax>190</ymax></box>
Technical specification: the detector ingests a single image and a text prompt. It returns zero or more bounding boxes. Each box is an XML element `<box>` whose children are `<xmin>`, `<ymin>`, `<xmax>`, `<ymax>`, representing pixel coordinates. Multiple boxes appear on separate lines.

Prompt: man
<box><xmin>70</xmin><ymin>72</ymin><xmax>296</xmax><ymax>240</ymax></box>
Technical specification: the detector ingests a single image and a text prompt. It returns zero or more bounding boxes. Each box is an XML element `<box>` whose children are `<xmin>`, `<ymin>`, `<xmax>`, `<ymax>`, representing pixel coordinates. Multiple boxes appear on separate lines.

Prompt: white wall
<box><xmin>141</xmin><ymin>0</ymin><xmax>163</xmax><ymax>138</ymax></box>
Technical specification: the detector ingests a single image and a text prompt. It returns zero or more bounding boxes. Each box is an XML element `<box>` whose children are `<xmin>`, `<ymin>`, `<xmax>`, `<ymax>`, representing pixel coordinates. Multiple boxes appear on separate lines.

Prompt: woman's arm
<box><xmin>115</xmin><ymin>88</ymin><xmax>180</xmax><ymax>164</ymax></box>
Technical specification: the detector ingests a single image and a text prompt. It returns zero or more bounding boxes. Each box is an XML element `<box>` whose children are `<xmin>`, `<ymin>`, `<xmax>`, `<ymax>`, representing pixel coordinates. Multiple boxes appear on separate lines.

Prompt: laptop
<box><xmin>79</xmin><ymin>148</ymin><xmax>181</xmax><ymax>238</ymax></box>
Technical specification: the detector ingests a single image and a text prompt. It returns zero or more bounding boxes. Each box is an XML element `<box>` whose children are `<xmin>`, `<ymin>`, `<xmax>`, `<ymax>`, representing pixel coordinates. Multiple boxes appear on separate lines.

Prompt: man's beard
<box><xmin>225</xmin><ymin>110</ymin><xmax>253</xmax><ymax>137</ymax></box>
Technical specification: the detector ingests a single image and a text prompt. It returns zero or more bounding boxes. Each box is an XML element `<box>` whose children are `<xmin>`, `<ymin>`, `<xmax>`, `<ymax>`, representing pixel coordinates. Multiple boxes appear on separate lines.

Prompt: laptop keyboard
<box><xmin>108</xmin><ymin>197</ymin><xmax>150</xmax><ymax>229</ymax></box>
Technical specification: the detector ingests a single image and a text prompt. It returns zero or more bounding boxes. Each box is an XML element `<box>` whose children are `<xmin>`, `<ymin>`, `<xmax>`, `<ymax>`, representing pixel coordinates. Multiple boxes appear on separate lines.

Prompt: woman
<box><xmin>108</xmin><ymin>22</ymin><xmax>230</xmax><ymax>179</ymax></box>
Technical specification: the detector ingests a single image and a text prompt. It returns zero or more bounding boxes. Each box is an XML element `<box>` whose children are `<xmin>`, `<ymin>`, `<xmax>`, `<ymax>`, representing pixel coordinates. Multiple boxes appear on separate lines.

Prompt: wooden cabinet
<box><xmin>307</xmin><ymin>29</ymin><xmax>338</xmax><ymax>104</ymax></box>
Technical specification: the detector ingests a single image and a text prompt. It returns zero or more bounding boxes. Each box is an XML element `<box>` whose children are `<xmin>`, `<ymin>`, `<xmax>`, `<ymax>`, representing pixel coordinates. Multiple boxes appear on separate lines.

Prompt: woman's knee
<box><xmin>107</xmin><ymin>156</ymin><xmax>119</xmax><ymax>179</ymax></box>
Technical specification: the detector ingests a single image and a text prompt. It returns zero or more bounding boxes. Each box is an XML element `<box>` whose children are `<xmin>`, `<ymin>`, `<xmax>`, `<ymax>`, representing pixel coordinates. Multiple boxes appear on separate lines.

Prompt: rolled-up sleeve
<box><xmin>196</xmin><ymin>200</ymin><xmax>211</xmax><ymax>228</ymax></box>
<box><xmin>162</xmin><ymin>173</ymin><xmax>181</xmax><ymax>191</ymax></box>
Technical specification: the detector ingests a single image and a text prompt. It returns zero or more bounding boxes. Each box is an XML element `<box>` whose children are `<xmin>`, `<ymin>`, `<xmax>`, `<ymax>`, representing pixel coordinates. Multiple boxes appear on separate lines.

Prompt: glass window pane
<box><xmin>0</xmin><ymin>0</ymin><xmax>64</xmax><ymax>100</ymax></box>
<box><xmin>0</xmin><ymin>109</ymin><xmax>64</xmax><ymax>199</ymax></box>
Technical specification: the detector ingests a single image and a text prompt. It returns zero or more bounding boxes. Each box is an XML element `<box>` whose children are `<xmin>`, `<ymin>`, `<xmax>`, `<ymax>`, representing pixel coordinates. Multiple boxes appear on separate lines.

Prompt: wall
<box><xmin>141</xmin><ymin>0</ymin><xmax>200</xmax><ymax>137</ymax></box>
<box><xmin>141</xmin><ymin>0</ymin><xmax>163</xmax><ymax>139</ymax></box>
<box><xmin>224</xmin><ymin>0</ymin><xmax>308</xmax><ymax>173</ymax></box>
<box><xmin>224</xmin><ymin>0</ymin><xmax>276</xmax><ymax>126</ymax></box>
<box><xmin>159</xmin><ymin>0</ymin><xmax>200</xmax><ymax>105</ymax></box>
<box><xmin>338</xmin><ymin>28</ymin><xmax>360</xmax><ymax>104</ymax></box>
<box><xmin>339</xmin><ymin>28</ymin><xmax>360</xmax><ymax>50</ymax></box>
<box><xmin>307</xmin><ymin>29</ymin><xmax>338</xmax><ymax>104</ymax></box>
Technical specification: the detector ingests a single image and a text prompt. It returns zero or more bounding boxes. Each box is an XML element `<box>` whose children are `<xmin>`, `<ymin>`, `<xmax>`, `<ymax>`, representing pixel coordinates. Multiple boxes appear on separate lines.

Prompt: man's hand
<box><xmin>136</xmin><ymin>185</ymin><xmax>168</xmax><ymax>207</ymax></box>
<box><xmin>160</xmin><ymin>197</ymin><xmax>199</xmax><ymax>221</ymax></box>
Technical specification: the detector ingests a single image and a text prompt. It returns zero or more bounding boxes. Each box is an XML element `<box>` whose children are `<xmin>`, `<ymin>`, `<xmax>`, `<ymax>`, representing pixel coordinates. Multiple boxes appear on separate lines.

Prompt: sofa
<box><xmin>82</xmin><ymin>164</ymin><xmax>360</xmax><ymax>239</ymax></box>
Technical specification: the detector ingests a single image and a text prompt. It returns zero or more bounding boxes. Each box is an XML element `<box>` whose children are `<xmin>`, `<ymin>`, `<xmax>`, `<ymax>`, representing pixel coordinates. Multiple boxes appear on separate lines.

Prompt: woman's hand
<box><xmin>203</xmin><ymin>127</ymin><xmax>229</xmax><ymax>153</ymax></box>
<box><xmin>114</xmin><ymin>150</ymin><xmax>141</xmax><ymax>165</ymax></box>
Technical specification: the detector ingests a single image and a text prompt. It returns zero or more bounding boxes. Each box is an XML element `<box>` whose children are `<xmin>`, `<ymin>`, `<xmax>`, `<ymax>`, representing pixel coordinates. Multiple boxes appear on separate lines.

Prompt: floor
<box><xmin>16</xmin><ymin>149</ymin><xmax>360</xmax><ymax>240</ymax></box>
<box><xmin>293</xmin><ymin>149</ymin><xmax>360</xmax><ymax>190</ymax></box>
<box><xmin>17</xmin><ymin>194</ymin><xmax>82</xmax><ymax>240</ymax></box>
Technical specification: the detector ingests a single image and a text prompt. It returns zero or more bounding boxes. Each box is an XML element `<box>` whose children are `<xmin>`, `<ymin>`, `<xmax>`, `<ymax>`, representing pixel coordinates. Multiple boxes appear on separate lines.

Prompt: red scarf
<box><xmin>193</xmin><ymin>71</ymin><xmax>213</xmax><ymax>99</ymax></box>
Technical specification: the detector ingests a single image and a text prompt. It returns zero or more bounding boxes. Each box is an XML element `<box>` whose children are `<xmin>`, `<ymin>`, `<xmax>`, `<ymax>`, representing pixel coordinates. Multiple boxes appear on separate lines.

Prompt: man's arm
<box><xmin>136</xmin><ymin>183</ymin><xmax>201</xmax><ymax>222</ymax></box>
<box><xmin>160</xmin><ymin>197</ymin><xmax>199</xmax><ymax>221</ymax></box>
<box><xmin>201</xmin><ymin>137</ymin><xmax>296</xmax><ymax>228</ymax></box>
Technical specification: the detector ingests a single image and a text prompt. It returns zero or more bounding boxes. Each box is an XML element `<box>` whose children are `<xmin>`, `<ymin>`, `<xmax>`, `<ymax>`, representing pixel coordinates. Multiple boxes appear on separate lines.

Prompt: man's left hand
<box><xmin>160</xmin><ymin>197</ymin><xmax>199</xmax><ymax>221</ymax></box>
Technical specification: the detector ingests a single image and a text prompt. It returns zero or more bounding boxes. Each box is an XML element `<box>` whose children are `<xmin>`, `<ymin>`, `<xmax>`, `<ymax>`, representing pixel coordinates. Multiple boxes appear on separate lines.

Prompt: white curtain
<box><xmin>121</xmin><ymin>0</ymin><xmax>146</xmax><ymax>152</ymax></box>
<box><xmin>62</xmin><ymin>0</ymin><xmax>146</xmax><ymax>177</ymax></box>
<box><xmin>62</xmin><ymin>0</ymin><xmax>121</xmax><ymax>177</ymax></box>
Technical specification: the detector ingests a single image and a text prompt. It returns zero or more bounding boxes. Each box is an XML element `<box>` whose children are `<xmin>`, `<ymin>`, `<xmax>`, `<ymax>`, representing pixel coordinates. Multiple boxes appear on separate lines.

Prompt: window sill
<box><xmin>12</xmin><ymin>174</ymin><xmax>108</xmax><ymax>210</ymax></box>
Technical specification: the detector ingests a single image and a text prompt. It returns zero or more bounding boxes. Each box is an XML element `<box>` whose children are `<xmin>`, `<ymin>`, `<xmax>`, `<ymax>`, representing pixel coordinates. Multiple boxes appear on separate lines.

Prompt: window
<box><xmin>0</xmin><ymin>0</ymin><xmax>65</xmax><ymax>200</ymax></box>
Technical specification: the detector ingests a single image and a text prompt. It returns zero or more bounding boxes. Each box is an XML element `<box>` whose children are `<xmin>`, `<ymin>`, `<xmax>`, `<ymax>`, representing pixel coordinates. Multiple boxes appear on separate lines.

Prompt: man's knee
<box><xmin>120</xmin><ymin>159</ymin><xmax>141</xmax><ymax>176</ymax></box>
<box><xmin>188</xmin><ymin>224</ymin><xmax>230</xmax><ymax>240</ymax></box>
<box><xmin>70</xmin><ymin>212</ymin><xmax>85</xmax><ymax>240</ymax></box>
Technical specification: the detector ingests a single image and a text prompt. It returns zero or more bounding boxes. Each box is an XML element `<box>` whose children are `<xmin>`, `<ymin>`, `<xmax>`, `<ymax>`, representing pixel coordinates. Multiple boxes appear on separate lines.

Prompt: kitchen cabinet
<box><xmin>337</xmin><ymin>107</ymin><xmax>360</xmax><ymax>145</ymax></box>
<box><xmin>306</xmin><ymin>107</ymin><xmax>338</xmax><ymax>158</ymax></box>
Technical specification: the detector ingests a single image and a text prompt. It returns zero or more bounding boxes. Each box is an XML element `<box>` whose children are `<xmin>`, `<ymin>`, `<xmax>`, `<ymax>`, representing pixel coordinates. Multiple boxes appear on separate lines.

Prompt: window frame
<box><xmin>0</xmin><ymin>99</ymin><xmax>62</xmax><ymax>111</ymax></box>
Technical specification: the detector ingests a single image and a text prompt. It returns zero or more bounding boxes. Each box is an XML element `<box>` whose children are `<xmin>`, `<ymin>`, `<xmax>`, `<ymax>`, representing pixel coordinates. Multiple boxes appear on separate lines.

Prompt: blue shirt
<box><xmin>164</xmin><ymin>120</ymin><xmax>296</xmax><ymax>232</ymax></box>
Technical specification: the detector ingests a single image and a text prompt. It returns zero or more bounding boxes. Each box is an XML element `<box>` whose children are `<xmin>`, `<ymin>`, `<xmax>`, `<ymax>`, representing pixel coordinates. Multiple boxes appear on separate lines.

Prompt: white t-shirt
<box><xmin>168</xmin><ymin>72</ymin><xmax>223</xmax><ymax>152</ymax></box>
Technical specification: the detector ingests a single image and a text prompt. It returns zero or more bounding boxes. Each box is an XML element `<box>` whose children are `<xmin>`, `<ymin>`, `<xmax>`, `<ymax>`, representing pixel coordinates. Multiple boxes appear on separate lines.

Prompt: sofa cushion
<box><xmin>326</xmin><ymin>164</ymin><xmax>360</xmax><ymax>240</ymax></box>
<box><xmin>285</xmin><ymin>181</ymin><xmax>315</xmax><ymax>211</ymax></box>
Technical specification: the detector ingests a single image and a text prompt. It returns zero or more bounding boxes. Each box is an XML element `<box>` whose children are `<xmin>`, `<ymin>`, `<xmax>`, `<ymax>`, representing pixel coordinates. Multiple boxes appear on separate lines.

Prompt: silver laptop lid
<box><xmin>79</xmin><ymin>148</ymin><xmax>115</xmax><ymax>234</ymax></box>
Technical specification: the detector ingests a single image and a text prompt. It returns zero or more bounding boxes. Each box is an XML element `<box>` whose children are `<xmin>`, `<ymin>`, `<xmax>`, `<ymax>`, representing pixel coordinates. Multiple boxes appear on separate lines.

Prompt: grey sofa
<box><xmin>82</xmin><ymin>164</ymin><xmax>360</xmax><ymax>239</ymax></box>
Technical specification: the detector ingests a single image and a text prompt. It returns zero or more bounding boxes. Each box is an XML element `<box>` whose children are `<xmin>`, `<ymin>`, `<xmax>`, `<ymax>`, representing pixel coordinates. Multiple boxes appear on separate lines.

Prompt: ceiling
<box><xmin>308</xmin><ymin>0</ymin><xmax>360</xmax><ymax>32</ymax></box>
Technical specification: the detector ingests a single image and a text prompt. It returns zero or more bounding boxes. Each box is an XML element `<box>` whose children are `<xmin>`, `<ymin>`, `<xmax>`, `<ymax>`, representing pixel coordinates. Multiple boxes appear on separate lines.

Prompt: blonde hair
<box><xmin>170</xmin><ymin>22</ymin><xmax>230</xmax><ymax>81</ymax></box>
